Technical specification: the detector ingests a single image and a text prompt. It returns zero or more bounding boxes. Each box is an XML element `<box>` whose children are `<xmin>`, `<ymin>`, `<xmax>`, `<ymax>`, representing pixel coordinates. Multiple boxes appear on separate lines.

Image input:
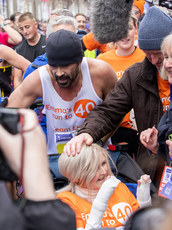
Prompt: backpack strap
<box><xmin>108</xmin><ymin>150</ymin><xmax>121</xmax><ymax>165</ymax></box>
<box><xmin>31</xmin><ymin>63</ymin><xmax>42</xmax><ymax>69</ymax></box>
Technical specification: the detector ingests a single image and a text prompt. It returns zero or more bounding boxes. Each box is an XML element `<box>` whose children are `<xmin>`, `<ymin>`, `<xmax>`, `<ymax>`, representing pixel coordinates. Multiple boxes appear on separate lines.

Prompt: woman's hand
<box><xmin>137</xmin><ymin>174</ymin><xmax>151</xmax><ymax>208</ymax></box>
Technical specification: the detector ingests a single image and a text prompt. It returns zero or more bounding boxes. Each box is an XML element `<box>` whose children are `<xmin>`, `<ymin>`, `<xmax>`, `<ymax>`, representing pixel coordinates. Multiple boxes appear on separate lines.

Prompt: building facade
<box><xmin>0</xmin><ymin>0</ymin><xmax>91</xmax><ymax>21</ymax></box>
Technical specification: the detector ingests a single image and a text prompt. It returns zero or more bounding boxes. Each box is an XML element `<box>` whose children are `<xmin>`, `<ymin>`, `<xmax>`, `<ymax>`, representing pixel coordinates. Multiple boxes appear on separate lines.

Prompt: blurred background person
<box><xmin>132</xmin><ymin>0</ymin><xmax>145</xmax><ymax>26</ymax></box>
<box><xmin>75</xmin><ymin>12</ymin><xmax>97</xmax><ymax>58</ymax></box>
<box><xmin>0</xmin><ymin>13</ymin><xmax>23</xmax><ymax>97</ymax></box>
<box><xmin>14</xmin><ymin>12</ymin><xmax>46</xmax><ymax>89</ymax></box>
<box><xmin>0</xmin><ymin>44</ymin><xmax>30</xmax><ymax>98</ymax></box>
<box><xmin>50</xmin><ymin>8</ymin><xmax>74</xmax><ymax>20</ymax></box>
<box><xmin>41</xmin><ymin>21</ymin><xmax>48</xmax><ymax>36</ymax></box>
<box><xmin>0</xmin><ymin>14</ymin><xmax>22</xmax><ymax>48</ymax></box>
<box><xmin>75</xmin><ymin>13</ymin><xmax>87</xmax><ymax>32</ymax></box>
<box><xmin>9</xmin><ymin>12</ymin><xmax>22</xmax><ymax>33</ymax></box>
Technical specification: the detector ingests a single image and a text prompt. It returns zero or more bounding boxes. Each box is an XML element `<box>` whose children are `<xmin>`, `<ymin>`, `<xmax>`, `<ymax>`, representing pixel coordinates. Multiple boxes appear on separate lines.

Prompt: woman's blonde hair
<box><xmin>161</xmin><ymin>33</ymin><xmax>172</xmax><ymax>80</ymax></box>
<box><xmin>57</xmin><ymin>143</ymin><xmax>116</xmax><ymax>193</ymax></box>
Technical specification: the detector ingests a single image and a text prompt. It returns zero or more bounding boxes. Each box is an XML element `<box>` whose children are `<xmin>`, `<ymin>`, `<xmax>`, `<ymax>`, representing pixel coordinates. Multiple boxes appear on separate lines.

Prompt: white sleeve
<box><xmin>85</xmin><ymin>176</ymin><xmax>121</xmax><ymax>230</ymax></box>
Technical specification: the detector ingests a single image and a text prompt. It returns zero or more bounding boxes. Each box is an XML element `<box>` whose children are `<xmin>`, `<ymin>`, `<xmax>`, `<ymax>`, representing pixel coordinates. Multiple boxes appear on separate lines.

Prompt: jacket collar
<box><xmin>136</xmin><ymin>57</ymin><xmax>159</xmax><ymax>97</ymax></box>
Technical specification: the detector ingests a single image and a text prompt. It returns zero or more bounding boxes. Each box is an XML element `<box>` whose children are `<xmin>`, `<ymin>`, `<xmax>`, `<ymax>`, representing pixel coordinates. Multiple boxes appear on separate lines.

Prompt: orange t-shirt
<box><xmin>97</xmin><ymin>47</ymin><xmax>145</xmax><ymax>80</ymax></box>
<box><xmin>97</xmin><ymin>47</ymin><xmax>145</xmax><ymax>128</ymax></box>
<box><xmin>157</xmin><ymin>71</ymin><xmax>170</xmax><ymax>113</ymax></box>
<box><xmin>57</xmin><ymin>183</ymin><xmax>139</xmax><ymax>229</ymax></box>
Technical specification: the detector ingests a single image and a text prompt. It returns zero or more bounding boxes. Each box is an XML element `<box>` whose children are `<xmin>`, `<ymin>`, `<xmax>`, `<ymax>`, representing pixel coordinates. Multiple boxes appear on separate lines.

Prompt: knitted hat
<box><xmin>138</xmin><ymin>6</ymin><xmax>172</xmax><ymax>50</ymax></box>
<box><xmin>46</xmin><ymin>29</ymin><xmax>83</xmax><ymax>67</ymax></box>
<box><xmin>133</xmin><ymin>0</ymin><xmax>145</xmax><ymax>16</ymax></box>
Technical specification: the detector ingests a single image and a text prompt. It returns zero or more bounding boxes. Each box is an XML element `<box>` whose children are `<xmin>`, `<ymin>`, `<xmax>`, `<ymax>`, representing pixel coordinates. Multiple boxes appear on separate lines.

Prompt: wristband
<box><xmin>1</xmin><ymin>23</ymin><xmax>7</xmax><ymax>29</ymax></box>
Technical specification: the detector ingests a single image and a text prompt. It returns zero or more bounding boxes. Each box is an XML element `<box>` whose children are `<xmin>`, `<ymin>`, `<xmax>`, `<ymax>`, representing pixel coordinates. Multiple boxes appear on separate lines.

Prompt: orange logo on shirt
<box><xmin>74</xmin><ymin>99</ymin><xmax>96</xmax><ymax>118</ymax></box>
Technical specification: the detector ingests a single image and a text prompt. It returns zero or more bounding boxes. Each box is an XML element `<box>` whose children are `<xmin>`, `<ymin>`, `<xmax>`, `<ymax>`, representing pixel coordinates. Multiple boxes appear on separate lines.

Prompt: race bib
<box><xmin>54</xmin><ymin>130</ymin><xmax>77</xmax><ymax>154</ymax></box>
<box><xmin>159</xmin><ymin>166</ymin><xmax>172</xmax><ymax>200</ymax></box>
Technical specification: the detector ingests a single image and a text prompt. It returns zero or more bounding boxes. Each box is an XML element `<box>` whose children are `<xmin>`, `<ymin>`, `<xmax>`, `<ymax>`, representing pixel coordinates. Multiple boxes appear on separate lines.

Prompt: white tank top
<box><xmin>39</xmin><ymin>57</ymin><xmax>102</xmax><ymax>154</ymax></box>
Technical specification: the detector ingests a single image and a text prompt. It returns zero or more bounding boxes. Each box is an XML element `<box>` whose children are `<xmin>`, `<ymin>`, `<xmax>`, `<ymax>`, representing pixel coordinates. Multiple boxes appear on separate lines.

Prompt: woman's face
<box><xmin>116</xmin><ymin>18</ymin><xmax>137</xmax><ymax>52</ymax></box>
<box><xmin>89</xmin><ymin>153</ymin><xmax>109</xmax><ymax>190</ymax></box>
<box><xmin>163</xmin><ymin>50</ymin><xmax>172</xmax><ymax>84</ymax></box>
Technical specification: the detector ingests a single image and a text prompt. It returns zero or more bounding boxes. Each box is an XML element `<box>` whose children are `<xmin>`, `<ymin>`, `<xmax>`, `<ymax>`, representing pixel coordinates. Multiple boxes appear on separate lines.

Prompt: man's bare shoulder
<box><xmin>86</xmin><ymin>58</ymin><xmax>117</xmax><ymax>99</ymax></box>
<box><xmin>23</xmin><ymin>68</ymin><xmax>42</xmax><ymax>87</ymax></box>
<box><xmin>87</xmin><ymin>57</ymin><xmax>110</xmax><ymax>68</ymax></box>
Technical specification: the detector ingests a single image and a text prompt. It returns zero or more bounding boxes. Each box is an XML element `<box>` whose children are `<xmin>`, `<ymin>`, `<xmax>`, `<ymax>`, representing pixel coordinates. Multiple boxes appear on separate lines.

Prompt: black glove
<box><xmin>0</xmin><ymin>98</ymin><xmax>8</xmax><ymax>108</ymax></box>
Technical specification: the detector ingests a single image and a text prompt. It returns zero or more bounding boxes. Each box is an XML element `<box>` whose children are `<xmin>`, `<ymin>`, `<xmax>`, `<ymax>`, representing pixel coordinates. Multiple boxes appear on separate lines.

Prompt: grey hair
<box><xmin>51</xmin><ymin>8</ymin><xmax>74</xmax><ymax>17</ymax></box>
<box><xmin>161</xmin><ymin>33</ymin><xmax>172</xmax><ymax>81</ymax></box>
<box><xmin>125</xmin><ymin>199</ymin><xmax>172</xmax><ymax>230</ymax></box>
<box><xmin>46</xmin><ymin>15</ymin><xmax>77</xmax><ymax>37</ymax></box>
<box><xmin>57</xmin><ymin>143</ymin><xmax>116</xmax><ymax>194</ymax></box>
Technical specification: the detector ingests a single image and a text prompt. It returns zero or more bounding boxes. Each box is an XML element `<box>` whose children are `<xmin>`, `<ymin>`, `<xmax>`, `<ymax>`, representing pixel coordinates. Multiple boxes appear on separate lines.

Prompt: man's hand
<box><xmin>140</xmin><ymin>127</ymin><xmax>159</xmax><ymax>154</ymax></box>
<box><xmin>166</xmin><ymin>140</ymin><xmax>172</xmax><ymax>159</ymax></box>
<box><xmin>63</xmin><ymin>133</ymin><xmax>93</xmax><ymax>156</ymax></box>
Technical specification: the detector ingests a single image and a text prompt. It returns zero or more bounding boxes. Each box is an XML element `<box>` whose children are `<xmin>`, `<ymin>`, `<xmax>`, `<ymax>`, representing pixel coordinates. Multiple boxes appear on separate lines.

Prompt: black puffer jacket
<box><xmin>0</xmin><ymin>182</ymin><xmax>76</xmax><ymax>230</ymax></box>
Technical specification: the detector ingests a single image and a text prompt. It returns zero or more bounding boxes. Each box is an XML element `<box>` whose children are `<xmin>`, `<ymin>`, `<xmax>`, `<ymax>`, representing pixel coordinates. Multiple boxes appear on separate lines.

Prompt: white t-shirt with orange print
<box><xmin>39</xmin><ymin>57</ymin><xmax>103</xmax><ymax>155</ymax></box>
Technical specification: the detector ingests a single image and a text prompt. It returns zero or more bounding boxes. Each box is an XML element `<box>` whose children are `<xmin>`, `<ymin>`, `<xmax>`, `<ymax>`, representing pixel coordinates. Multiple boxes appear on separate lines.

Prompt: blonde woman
<box><xmin>161</xmin><ymin>33</ymin><xmax>172</xmax><ymax>83</ymax></box>
<box><xmin>57</xmin><ymin>143</ymin><xmax>151</xmax><ymax>230</ymax></box>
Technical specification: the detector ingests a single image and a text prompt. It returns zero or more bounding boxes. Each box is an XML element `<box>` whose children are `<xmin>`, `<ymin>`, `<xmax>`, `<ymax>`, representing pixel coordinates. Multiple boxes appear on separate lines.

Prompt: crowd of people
<box><xmin>1</xmin><ymin>0</ymin><xmax>172</xmax><ymax>229</ymax></box>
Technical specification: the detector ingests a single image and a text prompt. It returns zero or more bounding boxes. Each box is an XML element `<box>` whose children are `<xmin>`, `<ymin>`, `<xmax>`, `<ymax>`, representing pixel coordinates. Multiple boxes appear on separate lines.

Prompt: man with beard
<box><xmin>6</xmin><ymin>29</ymin><xmax>117</xmax><ymax>182</ymax></box>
